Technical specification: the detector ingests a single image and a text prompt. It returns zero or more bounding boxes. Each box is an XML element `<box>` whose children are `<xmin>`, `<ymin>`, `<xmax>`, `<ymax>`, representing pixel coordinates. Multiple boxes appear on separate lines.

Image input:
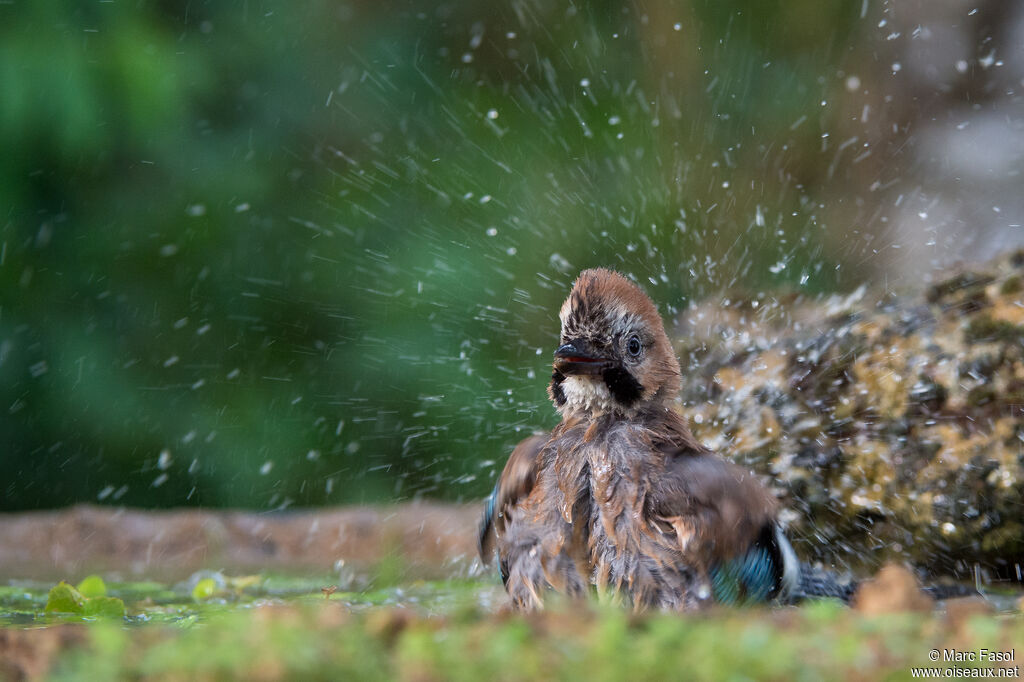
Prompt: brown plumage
<box><xmin>479</xmin><ymin>269</ymin><xmax>795</xmax><ymax>611</ymax></box>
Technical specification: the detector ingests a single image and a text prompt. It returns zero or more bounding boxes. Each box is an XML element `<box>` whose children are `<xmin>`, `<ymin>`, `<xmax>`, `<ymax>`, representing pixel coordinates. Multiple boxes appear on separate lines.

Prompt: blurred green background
<box><xmin>1</xmin><ymin>1</ymin><xmax>1009</xmax><ymax>509</ymax></box>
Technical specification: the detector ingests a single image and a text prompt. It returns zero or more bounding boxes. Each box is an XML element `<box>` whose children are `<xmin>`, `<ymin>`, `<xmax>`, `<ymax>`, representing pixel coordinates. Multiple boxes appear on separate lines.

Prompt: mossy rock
<box><xmin>678</xmin><ymin>251</ymin><xmax>1024</xmax><ymax>580</ymax></box>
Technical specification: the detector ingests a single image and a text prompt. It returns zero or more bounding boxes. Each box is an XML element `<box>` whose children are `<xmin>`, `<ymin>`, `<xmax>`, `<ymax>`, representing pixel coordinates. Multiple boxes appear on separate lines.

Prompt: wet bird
<box><xmin>478</xmin><ymin>269</ymin><xmax>802</xmax><ymax>611</ymax></box>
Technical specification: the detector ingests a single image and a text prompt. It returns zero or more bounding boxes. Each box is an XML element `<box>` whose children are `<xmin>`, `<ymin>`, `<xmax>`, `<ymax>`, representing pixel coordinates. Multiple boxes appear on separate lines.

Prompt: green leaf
<box><xmin>76</xmin><ymin>574</ymin><xmax>108</xmax><ymax>598</ymax></box>
<box><xmin>82</xmin><ymin>596</ymin><xmax>126</xmax><ymax>619</ymax></box>
<box><xmin>44</xmin><ymin>580</ymin><xmax>125</xmax><ymax>619</ymax></box>
<box><xmin>225</xmin><ymin>575</ymin><xmax>262</xmax><ymax>593</ymax></box>
<box><xmin>44</xmin><ymin>581</ymin><xmax>86</xmax><ymax>614</ymax></box>
<box><xmin>192</xmin><ymin>578</ymin><xmax>218</xmax><ymax>601</ymax></box>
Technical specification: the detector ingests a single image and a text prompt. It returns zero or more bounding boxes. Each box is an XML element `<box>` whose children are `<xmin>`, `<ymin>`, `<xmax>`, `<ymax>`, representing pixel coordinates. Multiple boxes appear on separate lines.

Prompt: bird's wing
<box><xmin>652</xmin><ymin>447</ymin><xmax>801</xmax><ymax>603</ymax></box>
<box><xmin>478</xmin><ymin>432</ymin><xmax>549</xmax><ymax>563</ymax></box>
<box><xmin>651</xmin><ymin>448</ymin><xmax>778</xmax><ymax>569</ymax></box>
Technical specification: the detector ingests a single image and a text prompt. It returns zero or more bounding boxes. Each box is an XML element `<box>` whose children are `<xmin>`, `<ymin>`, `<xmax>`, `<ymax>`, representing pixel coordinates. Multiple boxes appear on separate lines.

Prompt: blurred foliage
<box><xmin>4</xmin><ymin>573</ymin><xmax>1022</xmax><ymax>681</ymax></box>
<box><xmin>2</xmin><ymin>0</ymin><xmax>902</xmax><ymax>509</ymax></box>
<box><xmin>9</xmin><ymin>597</ymin><xmax>1023</xmax><ymax>681</ymax></box>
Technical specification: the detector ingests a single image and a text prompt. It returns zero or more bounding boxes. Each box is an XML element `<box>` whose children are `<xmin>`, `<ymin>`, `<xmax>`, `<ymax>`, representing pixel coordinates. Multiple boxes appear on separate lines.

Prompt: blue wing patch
<box><xmin>478</xmin><ymin>482</ymin><xmax>509</xmax><ymax>583</ymax></box>
<box><xmin>710</xmin><ymin>544</ymin><xmax>779</xmax><ymax>605</ymax></box>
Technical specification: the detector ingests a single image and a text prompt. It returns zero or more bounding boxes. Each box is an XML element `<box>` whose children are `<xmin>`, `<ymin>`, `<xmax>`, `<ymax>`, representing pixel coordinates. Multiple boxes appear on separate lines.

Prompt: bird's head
<box><xmin>548</xmin><ymin>268</ymin><xmax>681</xmax><ymax>417</ymax></box>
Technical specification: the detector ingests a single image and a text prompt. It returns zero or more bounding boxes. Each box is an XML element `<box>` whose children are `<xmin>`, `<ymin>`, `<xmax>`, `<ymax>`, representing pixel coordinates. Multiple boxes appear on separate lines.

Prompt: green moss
<box><xmin>36</xmin><ymin>601</ymin><xmax>1024</xmax><ymax>682</ymax></box>
<box><xmin>4</xmin><ymin>574</ymin><xmax>1021</xmax><ymax>679</ymax></box>
<box><xmin>980</xmin><ymin>523</ymin><xmax>1024</xmax><ymax>554</ymax></box>
<box><xmin>1000</xmin><ymin>275</ymin><xmax>1023</xmax><ymax>295</ymax></box>
<box><xmin>926</xmin><ymin>272</ymin><xmax>995</xmax><ymax>303</ymax></box>
<box><xmin>964</xmin><ymin>316</ymin><xmax>1024</xmax><ymax>344</ymax></box>
<box><xmin>966</xmin><ymin>386</ymin><xmax>997</xmax><ymax>407</ymax></box>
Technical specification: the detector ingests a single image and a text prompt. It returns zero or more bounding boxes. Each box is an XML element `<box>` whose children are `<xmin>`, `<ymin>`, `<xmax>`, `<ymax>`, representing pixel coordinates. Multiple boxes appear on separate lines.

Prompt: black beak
<box><xmin>553</xmin><ymin>341</ymin><xmax>607</xmax><ymax>376</ymax></box>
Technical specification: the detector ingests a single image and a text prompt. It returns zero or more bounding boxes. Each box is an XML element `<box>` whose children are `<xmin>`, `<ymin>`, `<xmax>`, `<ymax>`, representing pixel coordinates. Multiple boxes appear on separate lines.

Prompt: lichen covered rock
<box><xmin>677</xmin><ymin>251</ymin><xmax>1024</xmax><ymax>579</ymax></box>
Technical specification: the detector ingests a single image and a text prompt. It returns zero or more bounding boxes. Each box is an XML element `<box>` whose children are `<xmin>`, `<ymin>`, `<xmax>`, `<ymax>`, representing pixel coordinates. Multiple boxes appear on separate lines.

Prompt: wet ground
<box><xmin>1</xmin><ymin>504</ymin><xmax>1023</xmax><ymax>680</ymax></box>
<box><xmin>0</xmin><ymin>504</ymin><xmax>490</xmax><ymax>679</ymax></box>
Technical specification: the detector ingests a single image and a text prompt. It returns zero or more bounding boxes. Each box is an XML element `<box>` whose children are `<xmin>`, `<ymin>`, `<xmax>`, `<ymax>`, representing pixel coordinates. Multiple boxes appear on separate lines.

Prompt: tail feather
<box><xmin>794</xmin><ymin>564</ymin><xmax>859</xmax><ymax>603</ymax></box>
<box><xmin>793</xmin><ymin>565</ymin><xmax>981</xmax><ymax>604</ymax></box>
<box><xmin>922</xmin><ymin>583</ymin><xmax>980</xmax><ymax>600</ymax></box>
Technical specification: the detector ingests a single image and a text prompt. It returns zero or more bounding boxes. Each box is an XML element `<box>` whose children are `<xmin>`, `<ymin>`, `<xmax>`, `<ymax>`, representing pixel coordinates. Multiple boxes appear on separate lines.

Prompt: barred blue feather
<box><xmin>709</xmin><ymin>523</ymin><xmax>797</xmax><ymax>605</ymax></box>
<box><xmin>478</xmin><ymin>482</ymin><xmax>509</xmax><ymax>583</ymax></box>
<box><xmin>711</xmin><ymin>544</ymin><xmax>779</xmax><ymax>605</ymax></box>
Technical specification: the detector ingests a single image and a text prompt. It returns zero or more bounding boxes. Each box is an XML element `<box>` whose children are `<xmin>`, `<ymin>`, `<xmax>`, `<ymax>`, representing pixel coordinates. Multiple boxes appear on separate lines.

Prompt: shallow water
<box><xmin>0</xmin><ymin>574</ymin><xmax>510</xmax><ymax>628</ymax></box>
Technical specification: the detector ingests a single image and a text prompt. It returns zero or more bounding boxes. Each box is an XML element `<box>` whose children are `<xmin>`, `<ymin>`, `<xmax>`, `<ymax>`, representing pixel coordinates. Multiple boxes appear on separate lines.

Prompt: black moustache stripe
<box><xmin>550</xmin><ymin>369</ymin><xmax>567</xmax><ymax>406</ymax></box>
<box><xmin>601</xmin><ymin>366</ymin><xmax>643</xmax><ymax>407</ymax></box>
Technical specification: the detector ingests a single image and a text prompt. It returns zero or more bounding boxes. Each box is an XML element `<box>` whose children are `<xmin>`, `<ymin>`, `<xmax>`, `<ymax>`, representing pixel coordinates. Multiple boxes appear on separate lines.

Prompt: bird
<box><xmin>478</xmin><ymin>268</ymin><xmax>802</xmax><ymax>611</ymax></box>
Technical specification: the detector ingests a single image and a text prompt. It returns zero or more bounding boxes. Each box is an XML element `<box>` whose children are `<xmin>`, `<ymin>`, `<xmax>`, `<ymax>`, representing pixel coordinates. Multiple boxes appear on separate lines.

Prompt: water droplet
<box><xmin>157</xmin><ymin>450</ymin><xmax>173</xmax><ymax>470</ymax></box>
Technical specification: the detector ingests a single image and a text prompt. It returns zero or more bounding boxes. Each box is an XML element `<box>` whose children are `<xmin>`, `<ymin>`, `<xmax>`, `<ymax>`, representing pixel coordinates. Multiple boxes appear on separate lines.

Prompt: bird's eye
<box><xmin>626</xmin><ymin>335</ymin><xmax>642</xmax><ymax>357</ymax></box>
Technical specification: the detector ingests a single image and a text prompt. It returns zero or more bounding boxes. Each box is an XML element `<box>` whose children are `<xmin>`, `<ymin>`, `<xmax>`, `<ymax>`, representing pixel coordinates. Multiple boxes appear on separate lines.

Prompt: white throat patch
<box><xmin>560</xmin><ymin>375</ymin><xmax>613</xmax><ymax>413</ymax></box>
